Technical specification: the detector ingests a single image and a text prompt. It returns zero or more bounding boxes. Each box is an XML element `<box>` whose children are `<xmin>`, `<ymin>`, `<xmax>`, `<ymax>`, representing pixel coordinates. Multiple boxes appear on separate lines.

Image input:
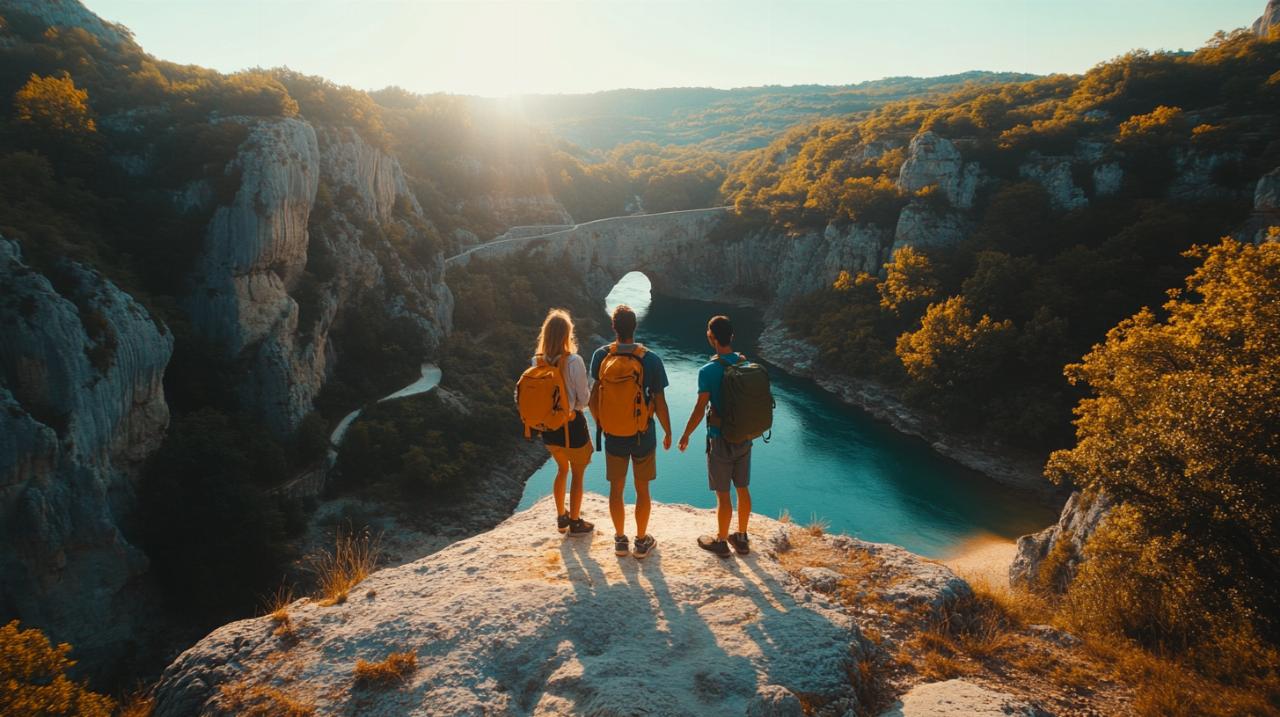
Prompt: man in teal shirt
<box><xmin>678</xmin><ymin>315</ymin><xmax>752</xmax><ymax>558</ymax></box>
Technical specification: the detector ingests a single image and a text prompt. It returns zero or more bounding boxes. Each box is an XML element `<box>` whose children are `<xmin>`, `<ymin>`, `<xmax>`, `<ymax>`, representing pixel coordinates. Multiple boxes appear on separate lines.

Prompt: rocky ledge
<box><xmin>755</xmin><ymin>322</ymin><xmax>1057</xmax><ymax>499</ymax></box>
<box><xmin>151</xmin><ymin>494</ymin><xmax>973</xmax><ymax>717</ymax></box>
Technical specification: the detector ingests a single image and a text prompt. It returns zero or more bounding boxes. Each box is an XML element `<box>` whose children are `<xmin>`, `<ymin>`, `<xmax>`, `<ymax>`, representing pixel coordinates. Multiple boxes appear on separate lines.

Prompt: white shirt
<box><xmin>534</xmin><ymin>353</ymin><xmax>590</xmax><ymax>411</ymax></box>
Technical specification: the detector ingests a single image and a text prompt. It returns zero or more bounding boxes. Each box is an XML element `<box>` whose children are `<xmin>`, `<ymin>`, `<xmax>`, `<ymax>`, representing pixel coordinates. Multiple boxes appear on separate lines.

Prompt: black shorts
<box><xmin>541</xmin><ymin>412</ymin><xmax>591</xmax><ymax>449</ymax></box>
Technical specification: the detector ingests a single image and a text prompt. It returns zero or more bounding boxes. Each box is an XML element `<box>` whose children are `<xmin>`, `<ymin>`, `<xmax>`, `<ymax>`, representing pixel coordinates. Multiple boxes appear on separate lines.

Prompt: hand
<box><xmin>663</xmin><ymin>432</ymin><xmax>673</xmax><ymax>451</ymax></box>
<box><xmin>678</xmin><ymin>433</ymin><xmax>690</xmax><ymax>452</ymax></box>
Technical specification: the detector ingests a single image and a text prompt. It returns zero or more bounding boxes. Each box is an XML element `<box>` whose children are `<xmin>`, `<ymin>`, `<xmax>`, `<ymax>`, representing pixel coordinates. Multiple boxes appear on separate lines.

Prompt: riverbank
<box><xmin>755</xmin><ymin>321</ymin><xmax>1063</xmax><ymax>502</ymax></box>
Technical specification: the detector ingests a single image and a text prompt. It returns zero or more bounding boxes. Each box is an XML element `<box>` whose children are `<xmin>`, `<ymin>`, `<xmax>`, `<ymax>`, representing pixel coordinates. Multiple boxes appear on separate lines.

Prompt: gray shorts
<box><xmin>707</xmin><ymin>436</ymin><xmax>751</xmax><ymax>492</ymax></box>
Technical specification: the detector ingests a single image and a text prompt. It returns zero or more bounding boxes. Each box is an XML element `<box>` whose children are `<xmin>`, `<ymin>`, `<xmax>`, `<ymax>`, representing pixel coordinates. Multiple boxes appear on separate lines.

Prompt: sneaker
<box><xmin>557</xmin><ymin>513</ymin><xmax>570</xmax><ymax>534</ymax></box>
<box><xmin>568</xmin><ymin>517</ymin><xmax>594</xmax><ymax>537</ymax></box>
<box><xmin>698</xmin><ymin>535</ymin><xmax>731</xmax><ymax>558</ymax></box>
<box><xmin>614</xmin><ymin>535</ymin><xmax>630</xmax><ymax>557</ymax></box>
<box><xmin>729</xmin><ymin>532</ymin><xmax>750</xmax><ymax>556</ymax></box>
<box><xmin>633</xmin><ymin>534</ymin><xmax>656</xmax><ymax>560</ymax></box>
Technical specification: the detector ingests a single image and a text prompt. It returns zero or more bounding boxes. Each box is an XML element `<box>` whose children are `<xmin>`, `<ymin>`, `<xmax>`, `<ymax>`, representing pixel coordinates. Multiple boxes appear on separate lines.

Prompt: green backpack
<box><xmin>713</xmin><ymin>354</ymin><xmax>775</xmax><ymax>443</ymax></box>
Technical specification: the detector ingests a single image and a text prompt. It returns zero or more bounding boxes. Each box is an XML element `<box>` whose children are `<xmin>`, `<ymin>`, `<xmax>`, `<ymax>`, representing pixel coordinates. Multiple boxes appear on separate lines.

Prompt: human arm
<box><xmin>567</xmin><ymin>354</ymin><xmax>590</xmax><ymax>411</ymax></box>
<box><xmin>678</xmin><ymin>392</ymin><xmax>711</xmax><ymax>452</ymax></box>
<box><xmin>652</xmin><ymin>391</ymin><xmax>673</xmax><ymax>450</ymax></box>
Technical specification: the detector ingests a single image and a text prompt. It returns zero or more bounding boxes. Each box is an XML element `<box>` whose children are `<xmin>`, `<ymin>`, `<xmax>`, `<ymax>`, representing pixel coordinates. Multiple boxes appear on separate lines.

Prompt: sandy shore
<box><xmin>940</xmin><ymin>534</ymin><xmax>1018</xmax><ymax>589</ymax></box>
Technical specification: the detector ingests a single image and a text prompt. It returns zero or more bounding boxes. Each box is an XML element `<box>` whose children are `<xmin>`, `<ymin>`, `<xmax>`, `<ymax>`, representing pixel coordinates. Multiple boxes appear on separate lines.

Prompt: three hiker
<box><xmin>519</xmin><ymin>307</ymin><xmax>771</xmax><ymax>560</ymax></box>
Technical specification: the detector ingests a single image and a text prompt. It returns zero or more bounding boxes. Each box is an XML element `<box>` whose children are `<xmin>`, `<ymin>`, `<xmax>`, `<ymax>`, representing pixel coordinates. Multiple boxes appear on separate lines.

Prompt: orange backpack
<box><xmin>589</xmin><ymin>343</ymin><xmax>650</xmax><ymax>441</ymax></box>
<box><xmin>515</xmin><ymin>354</ymin><xmax>574</xmax><ymax>441</ymax></box>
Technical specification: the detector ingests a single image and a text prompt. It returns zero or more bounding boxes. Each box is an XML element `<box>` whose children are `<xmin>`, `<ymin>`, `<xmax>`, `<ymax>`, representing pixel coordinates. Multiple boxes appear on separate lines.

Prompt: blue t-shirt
<box><xmin>590</xmin><ymin>342</ymin><xmax>669</xmax><ymax>454</ymax></box>
<box><xmin>698</xmin><ymin>352</ymin><xmax>745</xmax><ymax>439</ymax></box>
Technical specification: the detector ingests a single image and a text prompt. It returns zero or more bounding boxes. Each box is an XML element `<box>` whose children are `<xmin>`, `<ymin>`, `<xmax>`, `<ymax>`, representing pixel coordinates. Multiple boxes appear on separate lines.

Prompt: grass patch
<box><xmin>308</xmin><ymin>526</ymin><xmax>380</xmax><ymax>606</ymax></box>
<box><xmin>804</xmin><ymin>514</ymin><xmax>830</xmax><ymax>537</ymax></box>
<box><xmin>354</xmin><ymin>651</ymin><xmax>418</xmax><ymax>688</ymax></box>
<box><xmin>218</xmin><ymin>683</ymin><xmax>314</xmax><ymax>717</ymax></box>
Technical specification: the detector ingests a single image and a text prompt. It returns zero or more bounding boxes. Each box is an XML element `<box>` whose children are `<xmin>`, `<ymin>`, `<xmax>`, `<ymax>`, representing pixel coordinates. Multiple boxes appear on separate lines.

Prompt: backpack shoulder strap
<box><xmin>631</xmin><ymin>343</ymin><xmax>647</xmax><ymax>359</ymax></box>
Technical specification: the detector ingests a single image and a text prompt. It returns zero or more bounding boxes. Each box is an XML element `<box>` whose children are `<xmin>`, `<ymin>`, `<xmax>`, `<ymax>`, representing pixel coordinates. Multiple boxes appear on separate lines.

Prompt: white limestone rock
<box><xmin>1010</xmin><ymin>491</ymin><xmax>1113</xmax><ymax>591</ymax></box>
<box><xmin>1254</xmin><ymin>0</ymin><xmax>1280</xmax><ymax>37</ymax></box>
<box><xmin>151</xmin><ymin>494</ymin><xmax>879</xmax><ymax>717</ymax></box>
<box><xmin>897</xmin><ymin>132</ymin><xmax>980</xmax><ymax>209</ymax></box>
<box><xmin>879</xmin><ymin>679</ymin><xmax>1040</xmax><ymax>717</ymax></box>
<box><xmin>891</xmin><ymin>201</ymin><xmax>967</xmax><ymax>255</ymax></box>
<box><xmin>1169</xmin><ymin>148</ymin><xmax>1244</xmax><ymax>200</ymax></box>
<box><xmin>0</xmin><ymin>236</ymin><xmax>172</xmax><ymax>671</ymax></box>
<box><xmin>1255</xmin><ymin>166</ymin><xmax>1280</xmax><ymax>212</ymax></box>
<box><xmin>1018</xmin><ymin>155</ymin><xmax>1087</xmax><ymax>211</ymax></box>
<box><xmin>1092</xmin><ymin>163</ymin><xmax>1123</xmax><ymax>198</ymax></box>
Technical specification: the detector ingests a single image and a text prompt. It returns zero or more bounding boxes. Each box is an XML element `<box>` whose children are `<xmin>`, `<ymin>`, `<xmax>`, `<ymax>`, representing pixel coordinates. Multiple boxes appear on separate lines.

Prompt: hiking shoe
<box><xmin>557</xmin><ymin>513</ymin><xmax>570</xmax><ymax>534</ymax></box>
<box><xmin>698</xmin><ymin>535</ymin><xmax>731</xmax><ymax>558</ymax></box>
<box><xmin>614</xmin><ymin>535</ymin><xmax>630</xmax><ymax>557</ymax></box>
<box><xmin>633</xmin><ymin>534</ymin><xmax>656</xmax><ymax>560</ymax></box>
<box><xmin>729</xmin><ymin>532</ymin><xmax>750</xmax><ymax>555</ymax></box>
<box><xmin>568</xmin><ymin>517</ymin><xmax>594</xmax><ymax>537</ymax></box>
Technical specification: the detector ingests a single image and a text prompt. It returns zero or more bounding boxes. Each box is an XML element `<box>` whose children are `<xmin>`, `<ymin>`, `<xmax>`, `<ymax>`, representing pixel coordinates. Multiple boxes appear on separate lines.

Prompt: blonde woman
<box><xmin>533</xmin><ymin>309</ymin><xmax>594</xmax><ymax>536</ymax></box>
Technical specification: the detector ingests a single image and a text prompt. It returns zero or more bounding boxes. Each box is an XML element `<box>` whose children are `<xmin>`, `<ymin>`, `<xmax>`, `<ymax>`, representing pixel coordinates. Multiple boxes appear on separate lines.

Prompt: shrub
<box><xmin>1048</xmin><ymin>238</ymin><xmax>1280</xmax><ymax>650</ymax></box>
<box><xmin>217</xmin><ymin>683</ymin><xmax>314</xmax><ymax>717</ymax></box>
<box><xmin>0</xmin><ymin>621</ymin><xmax>115</xmax><ymax>717</ymax></box>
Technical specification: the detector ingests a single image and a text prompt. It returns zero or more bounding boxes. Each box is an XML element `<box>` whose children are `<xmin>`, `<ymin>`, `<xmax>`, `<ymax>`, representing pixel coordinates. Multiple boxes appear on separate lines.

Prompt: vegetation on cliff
<box><xmin>772</xmin><ymin>30</ymin><xmax>1279</xmax><ymax>451</ymax></box>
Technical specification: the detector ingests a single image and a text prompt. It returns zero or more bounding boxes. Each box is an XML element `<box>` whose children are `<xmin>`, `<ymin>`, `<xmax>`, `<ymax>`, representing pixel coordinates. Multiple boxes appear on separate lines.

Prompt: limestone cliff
<box><xmin>1</xmin><ymin>0</ymin><xmax>130</xmax><ymax>45</ymax></box>
<box><xmin>151</xmin><ymin>495</ymin><xmax>970</xmax><ymax>717</ymax></box>
<box><xmin>450</xmin><ymin>208</ymin><xmax>889</xmax><ymax>311</ymax></box>
<box><xmin>0</xmin><ymin>237</ymin><xmax>172</xmax><ymax>669</ymax></box>
<box><xmin>1254</xmin><ymin>0</ymin><xmax>1280</xmax><ymax>37</ymax></box>
<box><xmin>1009</xmin><ymin>491</ymin><xmax>1113</xmax><ymax>591</ymax></box>
<box><xmin>185</xmin><ymin>119</ymin><xmax>453</xmax><ymax>435</ymax></box>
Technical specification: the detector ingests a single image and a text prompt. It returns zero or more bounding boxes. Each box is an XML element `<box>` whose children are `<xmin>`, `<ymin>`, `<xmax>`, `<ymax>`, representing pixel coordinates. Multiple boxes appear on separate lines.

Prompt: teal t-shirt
<box><xmin>698</xmin><ymin>351</ymin><xmax>744</xmax><ymax>439</ymax></box>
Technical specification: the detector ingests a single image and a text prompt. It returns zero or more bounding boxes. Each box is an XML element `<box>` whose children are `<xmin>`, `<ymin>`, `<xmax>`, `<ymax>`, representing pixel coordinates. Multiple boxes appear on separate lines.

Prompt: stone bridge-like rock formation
<box><xmin>446</xmin><ymin>207</ymin><xmax>891</xmax><ymax>310</ymax></box>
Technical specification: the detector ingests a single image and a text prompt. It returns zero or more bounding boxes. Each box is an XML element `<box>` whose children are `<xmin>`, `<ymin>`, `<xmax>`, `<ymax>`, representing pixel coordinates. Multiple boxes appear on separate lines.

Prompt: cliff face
<box><xmin>151</xmin><ymin>494</ymin><xmax>970</xmax><ymax>717</ymax></box>
<box><xmin>0</xmin><ymin>237</ymin><xmax>172</xmax><ymax>667</ymax></box>
<box><xmin>451</xmin><ymin>208</ymin><xmax>889</xmax><ymax>312</ymax></box>
<box><xmin>1009</xmin><ymin>491</ymin><xmax>1113</xmax><ymax>591</ymax></box>
<box><xmin>1255</xmin><ymin>0</ymin><xmax>1280</xmax><ymax>37</ymax></box>
<box><xmin>185</xmin><ymin>119</ymin><xmax>453</xmax><ymax>434</ymax></box>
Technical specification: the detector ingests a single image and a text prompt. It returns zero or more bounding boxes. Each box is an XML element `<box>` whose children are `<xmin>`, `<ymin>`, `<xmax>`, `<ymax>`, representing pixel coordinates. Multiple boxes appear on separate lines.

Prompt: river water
<box><xmin>516</xmin><ymin>273</ymin><xmax>1054</xmax><ymax>557</ymax></box>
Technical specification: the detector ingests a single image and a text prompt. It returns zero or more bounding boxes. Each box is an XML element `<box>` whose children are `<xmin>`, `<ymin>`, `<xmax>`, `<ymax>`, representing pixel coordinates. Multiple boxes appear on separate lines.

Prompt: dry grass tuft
<box><xmin>218</xmin><ymin>683</ymin><xmax>314</xmax><ymax>717</ymax></box>
<box><xmin>805</xmin><ymin>514</ymin><xmax>830</xmax><ymax>537</ymax></box>
<box><xmin>307</xmin><ymin>526</ymin><xmax>380</xmax><ymax>606</ymax></box>
<box><xmin>263</xmin><ymin>585</ymin><xmax>296</xmax><ymax>639</ymax></box>
<box><xmin>354</xmin><ymin>651</ymin><xmax>418</xmax><ymax>688</ymax></box>
<box><xmin>777</xmin><ymin>508</ymin><xmax>792</xmax><ymax>524</ymax></box>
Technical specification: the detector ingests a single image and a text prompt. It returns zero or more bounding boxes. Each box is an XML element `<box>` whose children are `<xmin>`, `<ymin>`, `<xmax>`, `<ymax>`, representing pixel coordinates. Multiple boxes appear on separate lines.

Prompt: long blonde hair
<box><xmin>535</xmin><ymin>308</ymin><xmax>578</xmax><ymax>361</ymax></box>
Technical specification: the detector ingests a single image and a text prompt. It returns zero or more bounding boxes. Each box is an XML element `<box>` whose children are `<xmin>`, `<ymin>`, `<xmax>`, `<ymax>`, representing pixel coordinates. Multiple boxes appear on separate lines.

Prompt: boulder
<box><xmin>1009</xmin><ymin>491</ymin><xmax>1113</xmax><ymax>591</ymax></box>
<box><xmin>152</xmin><ymin>495</ymin><xmax>887</xmax><ymax>716</ymax></box>
<box><xmin>1255</xmin><ymin>166</ymin><xmax>1280</xmax><ymax>212</ymax></box>
<box><xmin>879</xmin><ymin>679</ymin><xmax>1040</xmax><ymax>717</ymax></box>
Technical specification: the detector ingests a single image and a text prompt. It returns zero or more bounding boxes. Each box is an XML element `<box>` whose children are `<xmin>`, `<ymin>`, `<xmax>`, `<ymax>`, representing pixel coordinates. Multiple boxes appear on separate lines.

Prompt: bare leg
<box><xmin>735</xmin><ymin>486</ymin><xmax>751</xmax><ymax>534</ymax></box>
<box><xmin>609</xmin><ymin>478</ymin><xmax>626</xmax><ymax>537</ymax></box>
<box><xmin>569</xmin><ymin>459</ymin><xmax>586</xmax><ymax>520</ymax></box>
<box><xmin>716</xmin><ymin>490</ymin><xmax>733</xmax><ymax>541</ymax></box>
<box><xmin>552</xmin><ymin>453</ymin><xmax>569</xmax><ymax>517</ymax></box>
<box><xmin>634</xmin><ymin>478</ymin><xmax>652</xmax><ymax>539</ymax></box>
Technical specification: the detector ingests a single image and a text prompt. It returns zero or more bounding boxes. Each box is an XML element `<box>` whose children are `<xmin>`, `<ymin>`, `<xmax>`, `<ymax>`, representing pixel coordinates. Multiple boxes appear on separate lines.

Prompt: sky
<box><xmin>84</xmin><ymin>0</ymin><xmax>1266</xmax><ymax>97</ymax></box>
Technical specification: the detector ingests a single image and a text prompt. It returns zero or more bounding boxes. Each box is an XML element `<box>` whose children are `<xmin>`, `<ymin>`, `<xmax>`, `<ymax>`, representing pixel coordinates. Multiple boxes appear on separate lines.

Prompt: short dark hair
<box><xmin>708</xmin><ymin>315</ymin><xmax>733</xmax><ymax>346</ymax></box>
<box><xmin>612</xmin><ymin>304</ymin><xmax>637</xmax><ymax>341</ymax></box>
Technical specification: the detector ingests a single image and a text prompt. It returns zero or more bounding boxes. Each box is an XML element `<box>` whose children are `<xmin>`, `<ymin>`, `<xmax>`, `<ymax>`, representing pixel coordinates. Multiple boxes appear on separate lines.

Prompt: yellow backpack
<box><xmin>515</xmin><ymin>355</ymin><xmax>574</xmax><ymax>441</ymax></box>
<box><xmin>589</xmin><ymin>342</ymin><xmax>650</xmax><ymax>440</ymax></box>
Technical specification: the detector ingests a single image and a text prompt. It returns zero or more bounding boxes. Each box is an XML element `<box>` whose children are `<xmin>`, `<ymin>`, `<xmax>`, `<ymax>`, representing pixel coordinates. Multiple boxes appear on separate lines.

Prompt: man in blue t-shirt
<box><xmin>678</xmin><ymin>315</ymin><xmax>752</xmax><ymax>559</ymax></box>
<box><xmin>589</xmin><ymin>304</ymin><xmax>671</xmax><ymax>560</ymax></box>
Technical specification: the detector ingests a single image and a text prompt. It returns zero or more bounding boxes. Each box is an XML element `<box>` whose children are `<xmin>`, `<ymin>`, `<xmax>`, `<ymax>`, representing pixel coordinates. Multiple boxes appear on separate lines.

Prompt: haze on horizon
<box><xmin>85</xmin><ymin>0</ymin><xmax>1266</xmax><ymax>97</ymax></box>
